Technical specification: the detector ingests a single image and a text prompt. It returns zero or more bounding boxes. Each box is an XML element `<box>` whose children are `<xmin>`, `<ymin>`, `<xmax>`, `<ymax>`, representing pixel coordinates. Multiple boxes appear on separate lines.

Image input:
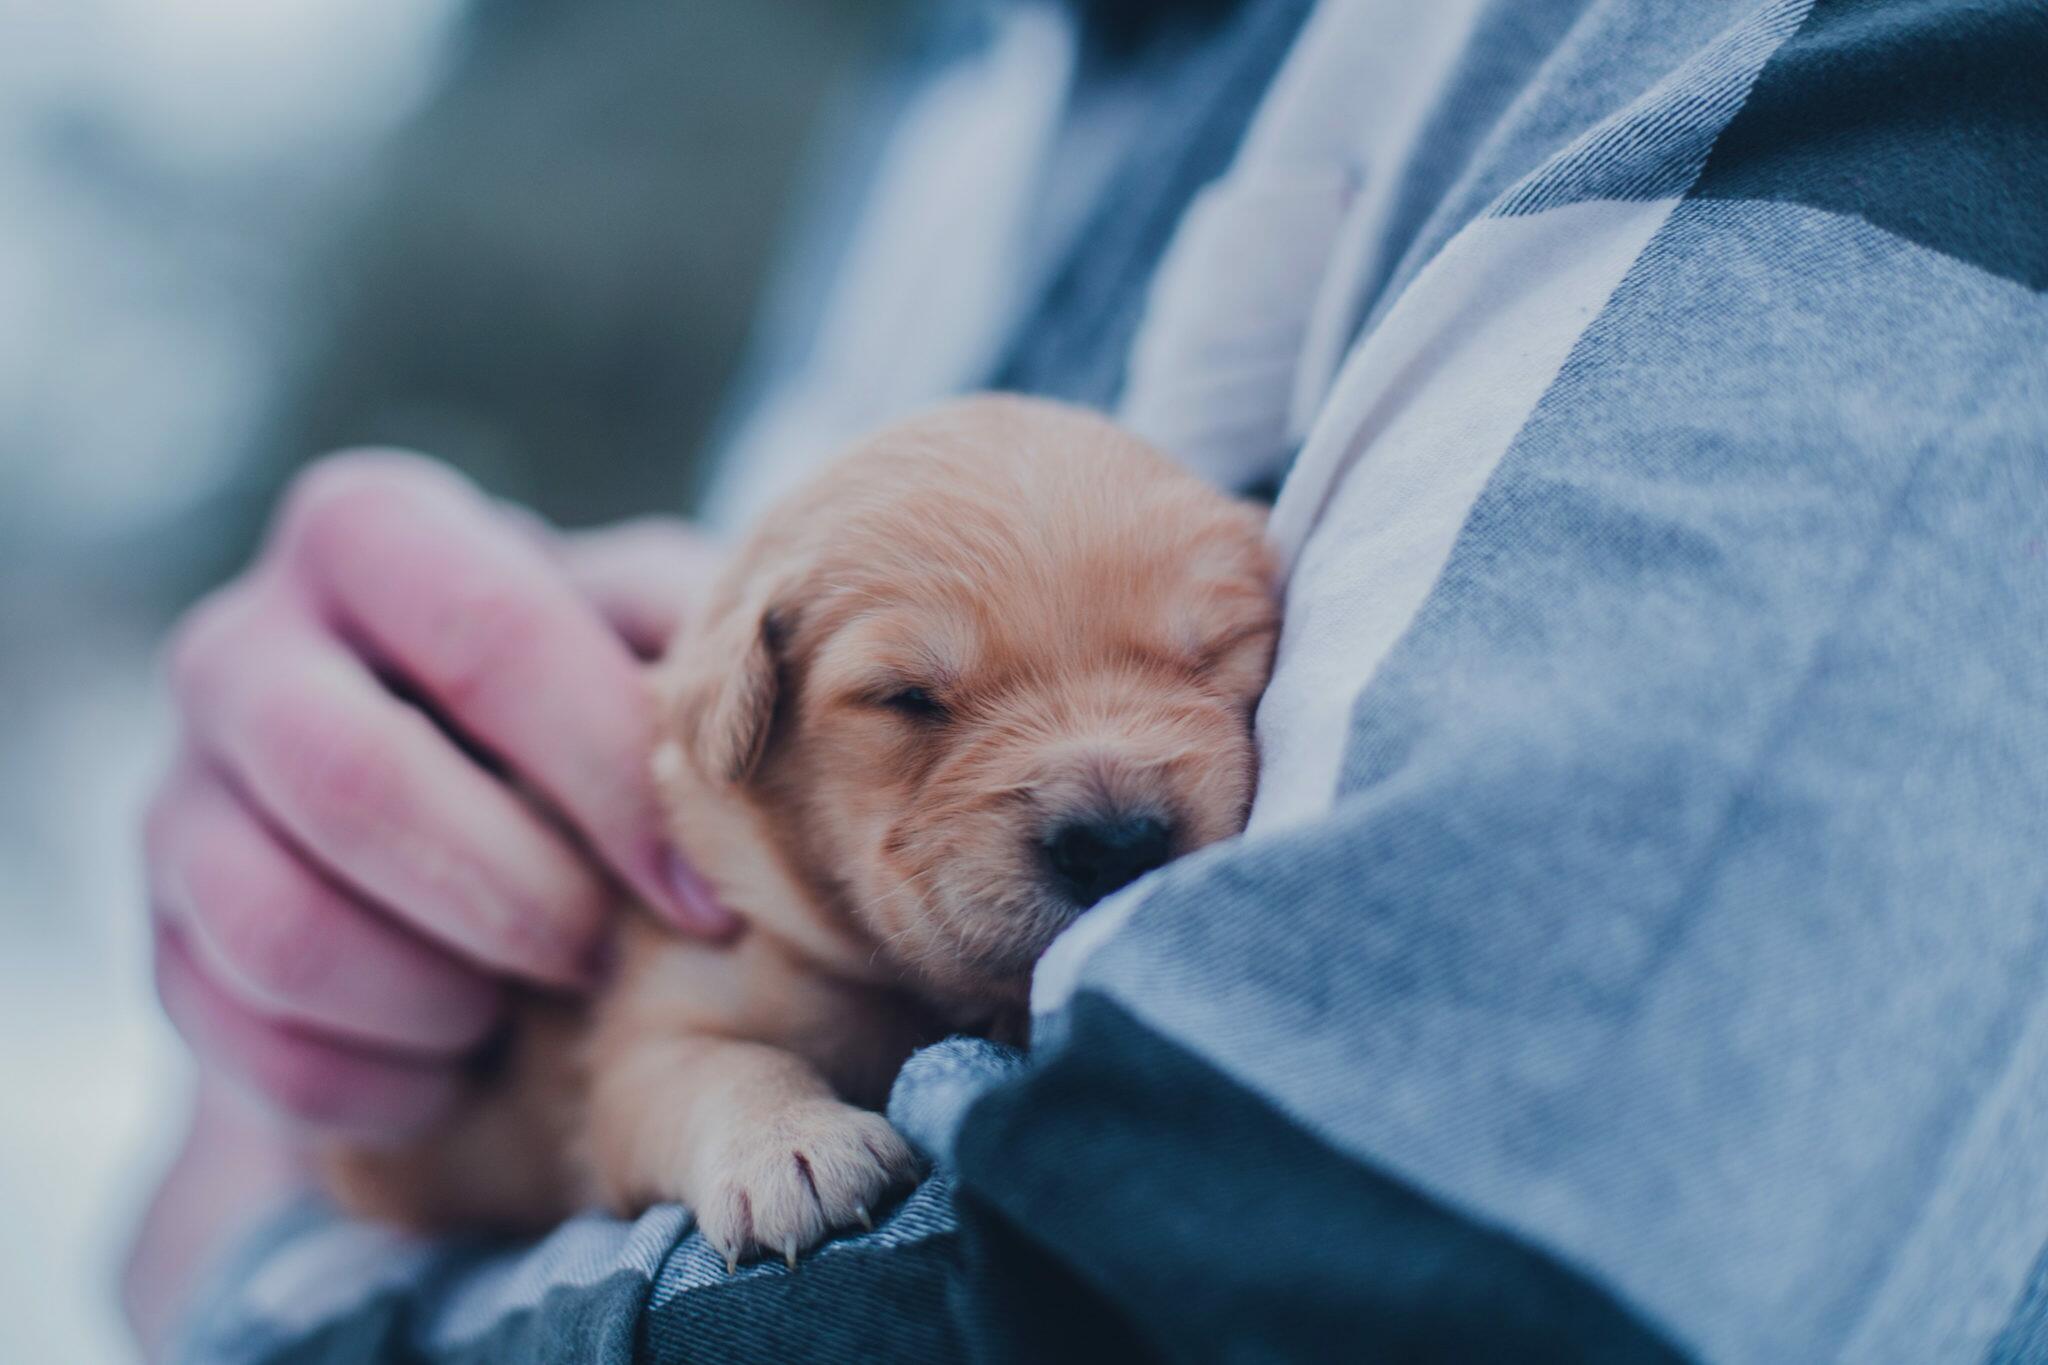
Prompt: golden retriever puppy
<box><xmin>326</xmin><ymin>394</ymin><xmax>1278</xmax><ymax>1269</ymax></box>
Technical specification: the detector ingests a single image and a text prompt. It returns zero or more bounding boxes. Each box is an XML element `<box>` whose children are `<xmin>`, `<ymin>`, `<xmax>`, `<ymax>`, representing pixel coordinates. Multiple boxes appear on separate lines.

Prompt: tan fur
<box><xmin>323</xmin><ymin>395</ymin><xmax>1279</xmax><ymax>1267</ymax></box>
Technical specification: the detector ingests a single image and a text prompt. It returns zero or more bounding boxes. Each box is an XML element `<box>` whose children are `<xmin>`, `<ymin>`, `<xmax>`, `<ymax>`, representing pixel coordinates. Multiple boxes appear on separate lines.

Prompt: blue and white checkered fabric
<box><xmin>174</xmin><ymin>1</ymin><xmax>2048</xmax><ymax>1360</ymax></box>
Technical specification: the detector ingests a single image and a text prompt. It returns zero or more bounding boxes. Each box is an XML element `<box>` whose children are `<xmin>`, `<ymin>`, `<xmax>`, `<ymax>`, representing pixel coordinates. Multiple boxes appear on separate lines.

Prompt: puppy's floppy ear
<box><xmin>660</xmin><ymin>590</ymin><xmax>788</xmax><ymax>786</ymax></box>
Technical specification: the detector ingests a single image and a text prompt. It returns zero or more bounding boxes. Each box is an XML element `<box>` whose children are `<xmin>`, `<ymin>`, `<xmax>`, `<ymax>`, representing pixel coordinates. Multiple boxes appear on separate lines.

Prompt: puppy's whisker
<box><xmin>865</xmin><ymin>862</ymin><xmax>950</xmax><ymax>972</ymax></box>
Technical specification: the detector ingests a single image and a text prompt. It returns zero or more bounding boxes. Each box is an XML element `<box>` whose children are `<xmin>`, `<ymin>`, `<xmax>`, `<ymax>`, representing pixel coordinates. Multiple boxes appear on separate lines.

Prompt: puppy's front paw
<box><xmin>697</xmin><ymin>1102</ymin><xmax>918</xmax><ymax>1271</ymax></box>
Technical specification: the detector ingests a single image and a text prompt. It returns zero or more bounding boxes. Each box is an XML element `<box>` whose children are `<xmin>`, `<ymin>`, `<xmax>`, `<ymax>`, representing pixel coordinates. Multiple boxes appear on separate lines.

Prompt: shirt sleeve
<box><xmin>169</xmin><ymin>1182</ymin><xmax>966</xmax><ymax>1365</ymax></box>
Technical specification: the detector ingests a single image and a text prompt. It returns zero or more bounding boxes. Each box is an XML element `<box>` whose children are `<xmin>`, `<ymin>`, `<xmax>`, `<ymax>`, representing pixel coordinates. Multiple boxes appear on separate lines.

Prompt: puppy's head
<box><xmin>664</xmin><ymin>396</ymin><xmax>1277</xmax><ymax>1006</ymax></box>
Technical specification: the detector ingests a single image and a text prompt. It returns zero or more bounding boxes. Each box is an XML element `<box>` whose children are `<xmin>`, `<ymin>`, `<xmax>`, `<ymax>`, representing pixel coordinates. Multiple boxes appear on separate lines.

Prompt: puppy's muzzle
<box><xmin>1039</xmin><ymin>810</ymin><xmax>1174</xmax><ymax>908</ymax></box>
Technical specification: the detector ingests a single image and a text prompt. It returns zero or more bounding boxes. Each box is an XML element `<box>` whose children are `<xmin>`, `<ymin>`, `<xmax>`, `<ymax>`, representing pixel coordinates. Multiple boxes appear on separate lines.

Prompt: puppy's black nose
<box><xmin>1042</xmin><ymin>813</ymin><xmax>1174</xmax><ymax>907</ymax></box>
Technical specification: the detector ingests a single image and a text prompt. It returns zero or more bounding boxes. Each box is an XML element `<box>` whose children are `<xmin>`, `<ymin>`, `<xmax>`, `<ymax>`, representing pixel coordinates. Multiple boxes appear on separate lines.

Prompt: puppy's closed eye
<box><xmin>876</xmin><ymin>686</ymin><xmax>948</xmax><ymax>723</ymax></box>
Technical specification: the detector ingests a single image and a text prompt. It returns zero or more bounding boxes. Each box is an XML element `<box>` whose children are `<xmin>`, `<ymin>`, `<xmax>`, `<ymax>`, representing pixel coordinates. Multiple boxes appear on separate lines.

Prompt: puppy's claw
<box><xmin>854</xmin><ymin>1204</ymin><xmax>873</xmax><ymax>1232</ymax></box>
<box><xmin>783</xmin><ymin>1242</ymin><xmax>799</xmax><ymax>1271</ymax></box>
<box><xmin>724</xmin><ymin>1251</ymin><xmax>738</xmax><ymax>1275</ymax></box>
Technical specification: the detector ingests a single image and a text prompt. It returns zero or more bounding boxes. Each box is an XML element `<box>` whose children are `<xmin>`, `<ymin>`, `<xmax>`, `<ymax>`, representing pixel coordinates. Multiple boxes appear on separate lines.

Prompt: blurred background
<box><xmin>0</xmin><ymin>1</ymin><xmax>905</xmax><ymax>1357</ymax></box>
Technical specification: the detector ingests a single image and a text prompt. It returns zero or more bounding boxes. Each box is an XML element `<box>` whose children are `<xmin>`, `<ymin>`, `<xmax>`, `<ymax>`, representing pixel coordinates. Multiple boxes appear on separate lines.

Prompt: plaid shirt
<box><xmin>175</xmin><ymin>1</ymin><xmax>2048</xmax><ymax>1360</ymax></box>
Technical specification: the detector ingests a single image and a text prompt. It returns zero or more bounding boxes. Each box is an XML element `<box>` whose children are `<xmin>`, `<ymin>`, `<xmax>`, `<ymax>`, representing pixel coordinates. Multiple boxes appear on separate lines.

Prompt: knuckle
<box><xmin>279</xmin><ymin>449</ymin><xmax>461</xmax><ymax>557</ymax></box>
<box><xmin>284</xmin><ymin>448</ymin><xmax>446</xmax><ymax>512</ymax></box>
<box><xmin>234</xmin><ymin>918</ymin><xmax>334</xmax><ymax>1006</ymax></box>
<box><xmin>164</xmin><ymin>586</ymin><xmax>253</xmax><ymax>705</ymax></box>
<box><xmin>295</xmin><ymin>737</ymin><xmax>406</xmax><ymax>846</ymax></box>
<box><xmin>253</xmin><ymin>705</ymin><xmax>407</xmax><ymax>848</ymax></box>
<box><xmin>192</xmin><ymin>857</ymin><xmax>335</xmax><ymax>1004</ymax></box>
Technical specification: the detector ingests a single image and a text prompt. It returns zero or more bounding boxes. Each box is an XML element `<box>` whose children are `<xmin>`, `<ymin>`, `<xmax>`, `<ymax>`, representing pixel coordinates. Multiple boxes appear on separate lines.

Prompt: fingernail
<box><xmin>661</xmin><ymin>846</ymin><xmax>741</xmax><ymax>938</ymax></box>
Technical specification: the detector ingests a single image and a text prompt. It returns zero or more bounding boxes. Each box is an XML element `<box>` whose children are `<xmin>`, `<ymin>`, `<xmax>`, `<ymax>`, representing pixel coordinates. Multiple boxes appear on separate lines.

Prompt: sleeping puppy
<box><xmin>326</xmin><ymin>394</ymin><xmax>1279</xmax><ymax>1269</ymax></box>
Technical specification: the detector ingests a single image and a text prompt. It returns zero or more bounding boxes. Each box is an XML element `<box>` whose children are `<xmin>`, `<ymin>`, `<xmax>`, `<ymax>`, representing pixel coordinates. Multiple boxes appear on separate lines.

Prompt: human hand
<box><xmin>145</xmin><ymin>451</ymin><xmax>736</xmax><ymax>1136</ymax></box>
